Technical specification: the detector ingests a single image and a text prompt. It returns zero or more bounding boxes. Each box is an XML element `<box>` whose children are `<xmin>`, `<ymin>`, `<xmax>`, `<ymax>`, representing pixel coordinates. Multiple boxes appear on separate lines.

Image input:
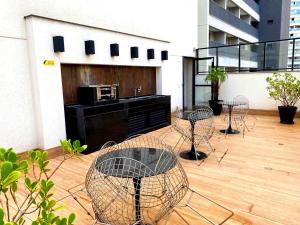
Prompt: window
<box><xmin>267</xmin><ymin>19</ymin><xmax>274</xmax><ymax>24</ymax></box>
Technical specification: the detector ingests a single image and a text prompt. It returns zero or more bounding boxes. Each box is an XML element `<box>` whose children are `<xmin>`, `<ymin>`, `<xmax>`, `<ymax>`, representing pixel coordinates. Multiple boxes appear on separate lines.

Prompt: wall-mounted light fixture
<box><xmin>110</xmin><ymin>43</ymin><xmax>119</xmax><ymax>56</ymax></box>
<box><xmin>130</xmin><ymin>46</ymin><xmax>139</xmax><ymax>58</ymax></box>
<box><xmin>53</xmin><ymin>36</ymin><xmax>65</xmax><ymax>52</ymax></box>
<box><xmin>147</xmin><ymin>49</ymin><xmax>155</xmax><ymax>59</ymax></box>
<box><xmin>161</xmin><ymin>50</ymin><xmax>168</xmax><ymax>60</ymax></box>
<box><xmin>85</xmin><ymin>40</ymin><xmax>95</xmax><ymax>55</ymax></box>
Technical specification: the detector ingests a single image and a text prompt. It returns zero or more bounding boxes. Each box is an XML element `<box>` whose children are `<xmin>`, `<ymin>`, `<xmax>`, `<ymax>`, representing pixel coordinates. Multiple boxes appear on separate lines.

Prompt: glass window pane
<box><xmin>265</xmin><ymin>40</ymin><xmax>290</xmax><ymax>70</ymax></box>
<box><xmin>240</xmin><ymin>43</ymin><xmax>264</xmax><ymax>71</ymax></box>
<box><xmin>195</xmin><ymin>74</ymin><xmax>210</xmax><ymax>85</ymax></box>
<box><xmin>217</xmin><ymin>46</ymin><xmax>239</xmax><ymax>72</ymax></box>
<box><xmin>195</xmin><ymin>86</ymin><xmax>211</xmax><ymax>105</ymax></box>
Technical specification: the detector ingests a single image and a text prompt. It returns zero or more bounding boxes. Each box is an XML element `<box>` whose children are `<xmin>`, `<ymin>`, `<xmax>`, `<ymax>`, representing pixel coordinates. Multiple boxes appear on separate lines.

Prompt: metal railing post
<box><xmin>216</xmin><ymin>48</ymin><xmax>219</xmax><ymax>68</ymax></box>
<box><xmin>238</xmin><ymin>44</ymin><xmax>241</xmax><ymax>72</ymax></box>
<box><xmin>292</xmin><ymin>38</ymin><xmax>295</xmax><ymax>71</ymax></box>
<box><xmin>263</xmin><ymin>42</ymin><xmax>266</xmax><ymax>71</ymax></box>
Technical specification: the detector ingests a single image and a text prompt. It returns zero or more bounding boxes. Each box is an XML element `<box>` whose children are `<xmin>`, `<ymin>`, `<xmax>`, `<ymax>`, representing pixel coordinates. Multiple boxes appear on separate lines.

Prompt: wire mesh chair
<box><xmin>67</xmin><ymin>141</ymin><xmax>119</xmax><ymax>224</ymax></box>
<box><xmin>170</xmin><ymin>107</ymin><xmax>193</xmax><ymax>154</ymax></box>
<box><xmin>85</xmin><ymin>135</ymin><xmax>189</xmax><ymax>225</ymax></box>
<box><xmin>189</xmin><ymin>107</ymin><xmax>229</xmax><ymax>164</ymax></box>
<box><xmin>232</xmin><ymin>95</ymin><xmax>256</xmax><ymax>136</ymax></box>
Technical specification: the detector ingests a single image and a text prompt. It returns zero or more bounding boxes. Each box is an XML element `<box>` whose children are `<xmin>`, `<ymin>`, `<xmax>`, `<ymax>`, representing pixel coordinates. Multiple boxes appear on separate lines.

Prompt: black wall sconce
<box><xmin>161</xmin><ymin>50</ymin><xmax>168</xmax><ymax>60</ymax></box>
<box><xmin>85</xmin><ymin>40</ymin><xmax>95</xmax><ymax>55</ymax></box>
<box><xmin>130</xmin><ymin>46</ymin><xmax>139</xmax><ymax>58</ymax></box>
<box><xmin>147</xmin><ymin>49</ymin><xmax>155</xmax><ymax>59</ymax></box>
<box><xmin>53</xmin><ymin>36</ymin><xmax>65</xmax><ymax>52</ymax></box>
<box><xmin>110</xmin><ymin>43</ymin><xmax>119</xmax><ymax>56</ymax></box>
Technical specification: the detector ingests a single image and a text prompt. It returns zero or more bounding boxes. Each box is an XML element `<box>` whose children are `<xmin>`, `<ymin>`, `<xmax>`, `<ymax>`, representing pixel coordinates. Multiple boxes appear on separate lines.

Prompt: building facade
<box><xmin>200</xmin><ymin>0</ymin><xmax>290</xmax><ymax>48</ymax></box>
<box><xmin>289</xmin><ymin>0</ymin><xmax>300</xmax><ymax>68</ymax></box>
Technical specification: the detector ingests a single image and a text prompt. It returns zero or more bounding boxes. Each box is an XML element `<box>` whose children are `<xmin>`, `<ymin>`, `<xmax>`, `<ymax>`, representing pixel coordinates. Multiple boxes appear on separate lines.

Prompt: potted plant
<box><xmin>266</xmin><ymin>72</ymin><xmax>300</xmax><ymax>124</ymax></box>
<box><xmin>205</xmin><ymin>67</ymin><xmax>228</xmax><ymax>115</ymax></box>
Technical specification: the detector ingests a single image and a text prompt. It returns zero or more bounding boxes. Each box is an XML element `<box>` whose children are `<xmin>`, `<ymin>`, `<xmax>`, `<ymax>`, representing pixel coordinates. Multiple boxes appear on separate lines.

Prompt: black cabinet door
<box><xmin>84</xmin><ymin>109</ymin><xmax>128</xmax><ymax>153</ymax></box>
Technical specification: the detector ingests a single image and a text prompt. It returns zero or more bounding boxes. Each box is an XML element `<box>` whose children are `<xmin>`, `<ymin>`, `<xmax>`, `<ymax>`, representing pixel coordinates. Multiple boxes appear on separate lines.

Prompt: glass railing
<box><xmin>196</xmin><ymin>38</ymin><xmax>300</xmax><ymax>72</ymax></box>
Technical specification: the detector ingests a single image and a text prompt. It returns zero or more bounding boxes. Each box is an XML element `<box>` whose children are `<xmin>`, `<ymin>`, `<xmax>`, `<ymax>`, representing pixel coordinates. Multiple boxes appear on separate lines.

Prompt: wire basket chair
<box><xmin>85</xmin><ymin>135</ymin><xmax>189</xmax><ymax>225</ymax></box>
<box><xmin>189</xmin><ymin>107</ymin><xmax>229</xmax><ymax>164</ymax></box>
<box><xmin>232</xmin><ymin>95</ymin><xmax>256</xmax><ymax>136</ymax></box>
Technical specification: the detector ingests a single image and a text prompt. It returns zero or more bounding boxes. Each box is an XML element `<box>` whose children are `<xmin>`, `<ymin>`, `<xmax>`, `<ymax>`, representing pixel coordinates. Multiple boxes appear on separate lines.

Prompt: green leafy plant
<box><xmin>0</xmin><ymin>139</ymin><xmax>87</xmax><ymax>225</ymax></box>
<box><xmin>266</xmin><ymin>72</ymin><xmax>300</xmax><ymax>107</ymax></box>
<box><xmin>205</xmin><ymin>67</ymin><xmax>228</xmax><ymax>101</ymax></box>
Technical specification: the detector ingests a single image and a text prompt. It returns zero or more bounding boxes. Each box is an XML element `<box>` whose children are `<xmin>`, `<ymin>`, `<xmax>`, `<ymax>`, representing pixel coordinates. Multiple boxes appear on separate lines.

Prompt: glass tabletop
<box><xmin>221</xmin><ymin>100</ymin><xmax>246</xmax><ymax>106</ymax></box>
<box><xmin>95</xmin><ymin>147</ymin><xmax>176</xmax><ymax>178</ymax></box>
<box><xmin>177</xmin><ymin>111</ymin><xmax>194</xmax><ymax>120</ymax></box>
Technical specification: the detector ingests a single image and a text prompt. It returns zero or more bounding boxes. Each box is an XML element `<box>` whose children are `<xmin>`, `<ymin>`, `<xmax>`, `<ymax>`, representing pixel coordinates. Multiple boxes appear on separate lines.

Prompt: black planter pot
<box><xmin>278</xmin><ymin>106</ymin><xmax>297</xmax><ymax>124</ymax></box>
<box><xmin>209</xmin><ymin>100</ymin><xmax>223</xmax><ymax>115</ymax></box>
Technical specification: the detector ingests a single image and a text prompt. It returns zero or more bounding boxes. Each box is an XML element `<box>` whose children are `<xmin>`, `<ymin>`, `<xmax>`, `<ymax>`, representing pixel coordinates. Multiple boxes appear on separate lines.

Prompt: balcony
<box><xmin>209</xmin><ymin>41</ymin><xmax>225</xmax><ymax>47</ymax></box>
<box><xmin>243</xmin><ymin>0</ymin><xmax>260</xmax><ymax>14</ymax></box>
<box><xmin>209</xmin><ymin>0</ymin><xmax>259</xmax><ymax>38</ymax></box>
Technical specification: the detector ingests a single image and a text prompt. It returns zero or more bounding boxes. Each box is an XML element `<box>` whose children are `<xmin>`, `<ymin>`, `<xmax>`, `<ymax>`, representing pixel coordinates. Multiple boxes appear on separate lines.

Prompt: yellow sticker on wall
<box><xmin>43</xmin><ymin>60</ymin><xmax>55</xmax><ymax>66</ymax></box>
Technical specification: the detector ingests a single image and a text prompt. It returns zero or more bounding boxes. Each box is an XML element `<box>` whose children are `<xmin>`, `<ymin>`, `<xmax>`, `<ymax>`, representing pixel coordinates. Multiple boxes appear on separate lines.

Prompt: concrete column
<box><xmin>198</xmin><ymin>0</ymin><xmax>209</xmax><ymax>49</ymax></box>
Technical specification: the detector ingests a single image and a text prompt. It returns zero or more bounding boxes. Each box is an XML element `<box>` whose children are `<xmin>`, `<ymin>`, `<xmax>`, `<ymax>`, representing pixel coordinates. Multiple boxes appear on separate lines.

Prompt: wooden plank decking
<box><xmin>29</xmin><ymin>115</ymin><xmax>300</xmax><ymax>225</ymax></box>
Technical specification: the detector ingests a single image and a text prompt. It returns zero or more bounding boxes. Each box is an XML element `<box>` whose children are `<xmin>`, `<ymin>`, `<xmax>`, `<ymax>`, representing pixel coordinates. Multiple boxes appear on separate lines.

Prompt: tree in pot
<box><xmin>266</xmin><ymin>72</ymin><xmax>300</xmax><ymax>124</ymax></box>
<box><xmin>205</xmin><ymin>67</ymin><xmax>228</xmax><ymax>115</ymax></box>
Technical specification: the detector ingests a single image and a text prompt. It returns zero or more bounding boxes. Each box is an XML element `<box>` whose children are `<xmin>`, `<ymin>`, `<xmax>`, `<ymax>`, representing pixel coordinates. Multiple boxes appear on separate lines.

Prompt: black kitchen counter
<box><xmin>64</xmin><ymin>95</ymin><xmax>171</xmax><ymax>154</ymax></box>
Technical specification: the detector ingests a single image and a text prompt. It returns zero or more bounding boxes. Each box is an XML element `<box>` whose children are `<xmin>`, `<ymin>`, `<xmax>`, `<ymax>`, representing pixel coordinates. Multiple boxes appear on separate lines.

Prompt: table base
<box><xmin>180</xmin><ymin>150</ymin><xmax>207</xmax><ymax>160</ymax></box>
<box><xmin>220</xmin><ymin>129</ymin><xmax>240</xmax><ymax>134</ymax></box>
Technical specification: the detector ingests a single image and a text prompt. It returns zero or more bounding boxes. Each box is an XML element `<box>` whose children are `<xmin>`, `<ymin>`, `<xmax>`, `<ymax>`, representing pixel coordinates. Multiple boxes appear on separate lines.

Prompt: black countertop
<box><xmin>65</xmin><ymin>95</ymin><xmax>170</xmax><ymax>116</ymax></box>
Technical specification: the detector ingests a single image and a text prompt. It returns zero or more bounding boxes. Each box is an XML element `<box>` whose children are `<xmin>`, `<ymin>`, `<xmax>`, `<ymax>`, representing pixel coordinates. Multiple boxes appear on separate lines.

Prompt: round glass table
<box><xmin>220</xmin><ymin>100</ymin><xmax>246</xmax><ymax>134</ymax></box>
<box><xmin>177</xmin><ymin>110</ymin><xmax>208</xmax><ymax>161</ymax></box>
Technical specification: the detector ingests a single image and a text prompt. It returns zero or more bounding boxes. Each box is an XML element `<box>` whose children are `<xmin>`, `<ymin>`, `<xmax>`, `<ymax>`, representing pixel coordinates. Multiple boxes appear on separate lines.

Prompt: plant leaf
<box><xmin>1</xmin><ymin>161</ymin><xmax>13</xmax><ymax>180</ymax></box>
<box><xmin>2</xmin><ymin>171</ymin><xmax>20</xmax><ymax>188</ymax></box>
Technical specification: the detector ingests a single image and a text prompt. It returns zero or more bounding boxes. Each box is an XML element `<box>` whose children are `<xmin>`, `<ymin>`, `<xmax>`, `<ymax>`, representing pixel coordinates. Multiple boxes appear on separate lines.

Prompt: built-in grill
<box><xmin>78</xmin><ymin>84</ymin><xmax>119</xmax><ymax>105</ymax></box>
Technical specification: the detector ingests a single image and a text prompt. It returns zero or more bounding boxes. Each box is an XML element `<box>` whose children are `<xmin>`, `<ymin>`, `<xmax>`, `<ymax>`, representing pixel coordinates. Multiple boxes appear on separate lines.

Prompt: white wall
<box><xmin>0</xmin><ymin>37</ymin><xmax>38</xmax><ymax>151</ymax></box>
<box><xmin>0</xmin><ymin>0</ymin><xmax>198</xmax><ymax>152</ymax></box>
<box><xmin>219</xmin><ymin>72</ymin><xmax>300</xmax><ymax>110</ymax></box>
<box><xmin>25</xmin><ymin>16</ymin><xmax>171</xmax><ymax>150</ymax></box>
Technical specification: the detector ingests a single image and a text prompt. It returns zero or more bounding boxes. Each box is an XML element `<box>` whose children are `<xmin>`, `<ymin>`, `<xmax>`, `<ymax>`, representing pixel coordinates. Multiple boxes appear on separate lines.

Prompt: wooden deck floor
<box><xmin>46</xmin><ymin>115</ymin><xmax>300</xmax><ymax>225</ymax></box>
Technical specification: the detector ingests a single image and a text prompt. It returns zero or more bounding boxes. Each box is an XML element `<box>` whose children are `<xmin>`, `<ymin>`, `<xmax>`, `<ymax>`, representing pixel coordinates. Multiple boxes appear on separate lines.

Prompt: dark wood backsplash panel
<box><xmin>61</xmin><ymin>64</ymin><xmax>156</xmax><ymax>104</ymax></box>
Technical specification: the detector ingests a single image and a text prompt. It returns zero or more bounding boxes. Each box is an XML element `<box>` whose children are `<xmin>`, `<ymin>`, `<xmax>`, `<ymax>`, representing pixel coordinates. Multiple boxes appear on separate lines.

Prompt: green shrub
<box><xmin>0</xmin><ymin>139</ymin><xmax>86</xmax><ymax>225</ymax></box>
<box><xmin>266</xmin><ymin>72</ymin><xmax>300</xmax><ymax>107</ymax></box>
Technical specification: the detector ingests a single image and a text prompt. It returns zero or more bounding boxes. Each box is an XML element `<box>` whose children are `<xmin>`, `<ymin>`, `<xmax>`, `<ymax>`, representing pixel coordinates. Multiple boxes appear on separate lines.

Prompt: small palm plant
<box><xmin>205</xmin><ymin>67</ymin><xmax>228</xmax><ymax>101</ymax></box>
<box><xmin>0</xmin><ymin>139</ymin><xmax>87</xmax><ymax>225</ymax></box>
